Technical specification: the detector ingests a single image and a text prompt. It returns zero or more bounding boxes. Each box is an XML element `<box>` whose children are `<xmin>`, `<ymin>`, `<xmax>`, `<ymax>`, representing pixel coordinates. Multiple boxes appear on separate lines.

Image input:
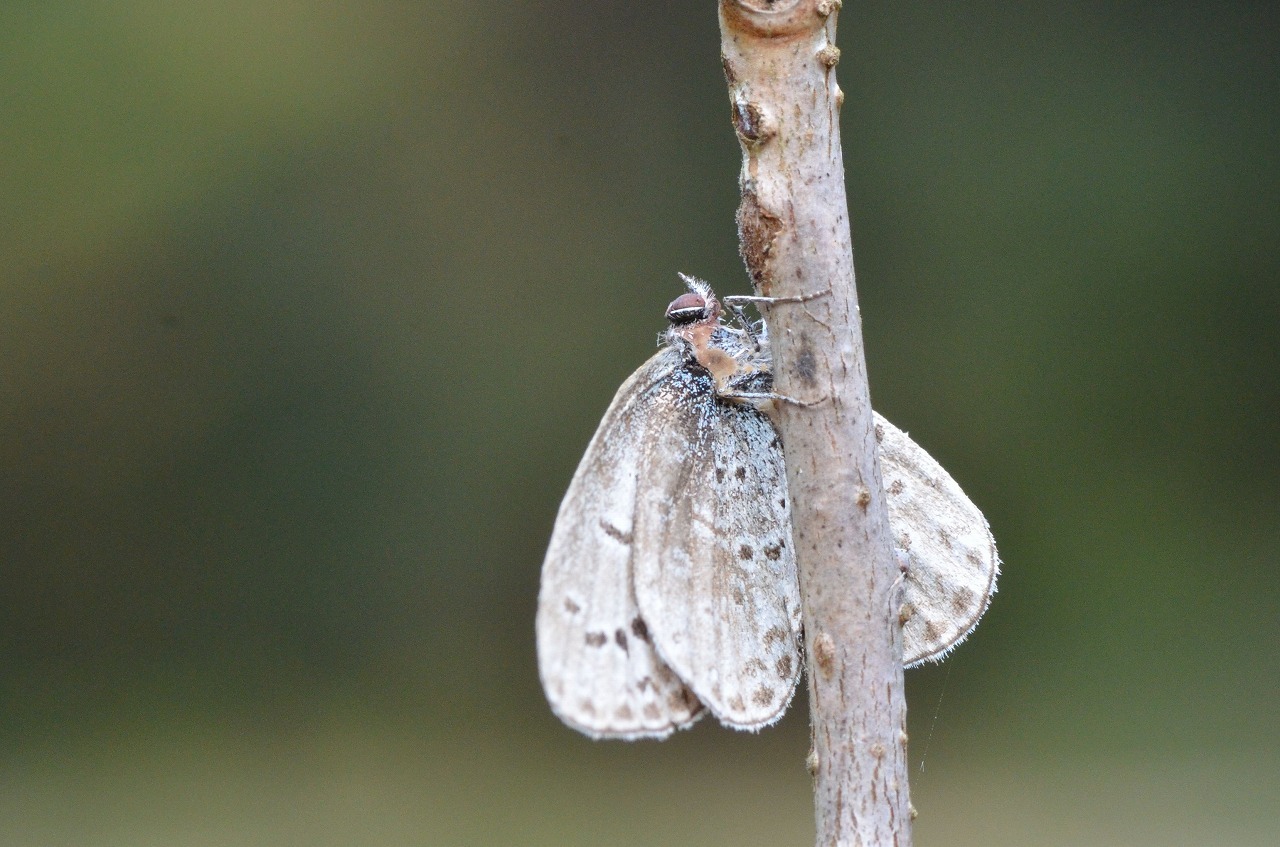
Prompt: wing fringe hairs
<box><xmin>537</xmin><ymin>278</ymin><xmax>998</xmax><ymax>739</ymax></box>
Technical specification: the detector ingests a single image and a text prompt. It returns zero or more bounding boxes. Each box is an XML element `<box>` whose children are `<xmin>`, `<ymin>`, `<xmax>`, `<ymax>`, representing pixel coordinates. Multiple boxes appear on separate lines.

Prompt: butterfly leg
<box><xmin>722</xmin><ymin>287</ymin><xmax>832</xmax><ymax>310</ymax></box>
<box><xmin>723</xmin><ymin>301</ymin><xmax>765</xmax><ymax>353</ymax></box>
<box><xmin>725</xmin><ymin>288</ymin><xmax>834</xmax><ymax>332</ymax></box>
<box><xmin>718</xmin><ymin>389</ymin><xmax>831</xmax><ymax>410</ymax></box>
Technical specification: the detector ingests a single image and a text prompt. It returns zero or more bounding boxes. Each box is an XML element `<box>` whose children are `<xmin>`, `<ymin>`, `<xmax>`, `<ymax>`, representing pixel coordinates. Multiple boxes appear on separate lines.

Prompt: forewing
<box><xmin>875</xmin><ymin>413</ymin><xmax>1000</xmax><ymax>666</ymax></box>
<box><xmin>633</xmin><ymin>371</ymin><xmax>801</xmax><ymax>730</ymax></box>
<box><xmin>537</xmin><ymin>349</ymin><xmax>704</xmax><ymax>739</ymax></box>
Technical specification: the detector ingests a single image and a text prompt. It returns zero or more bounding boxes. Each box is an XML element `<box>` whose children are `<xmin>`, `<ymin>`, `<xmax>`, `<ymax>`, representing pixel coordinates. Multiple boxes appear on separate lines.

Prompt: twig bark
<box><xmin>717</xmin><ymin>2</ymin><xmax>912</xmax><ymax>845</ymax></box>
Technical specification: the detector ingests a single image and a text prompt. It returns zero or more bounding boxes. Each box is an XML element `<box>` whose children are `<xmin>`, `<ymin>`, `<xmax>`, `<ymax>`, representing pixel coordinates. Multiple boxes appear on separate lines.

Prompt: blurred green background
<box><xmin>2</xmin><ymin>2</ymin><xmax>1276</xmax><ymax>845</ymax></box>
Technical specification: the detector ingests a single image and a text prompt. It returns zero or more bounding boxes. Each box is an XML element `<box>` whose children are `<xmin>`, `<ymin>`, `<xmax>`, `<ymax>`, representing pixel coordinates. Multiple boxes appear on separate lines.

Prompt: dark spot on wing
<box><xmin>763</xmin><ymin>626</ymin><xmax>789</xmax><ymax>646</ymax></box>
<box><xmin>599</xmin><ymin>519</ymin><xmax>634</xmax><ymax>545</ymax></box>
<box><xmin>888</xmin><ymin>479</ymin><xmax>905</xmax><ymax>496</ymax></box>
<box><xmin>739</xmin><ymin>544</ymin><xmax>753</xmax><ymax>560</ymax></box>
<box><xmin>631</xmin><ymin>617</ymin><xmax>651</xmax><ymax>643</ymax></box>
<box><xmin>643</xmin><ymin>704</ymin><xmax>661</xmax><ymax>720</ymax></box>
<box><xmin>735</xmin><ymin>466</ymin><xmax>747</xmax><ymax>481</ymax></box>
<box><xmin>923</xmin><ymin>621</ymin><xmax>944</xmax><ymax>644</ymax></box>
<box><xmin>751</xmin><ymin>686</ymin><xmax>775</xmax><ymax>707</ymax></box>
<box><xmin>669</xmin><ymin>688</ymin><xmax>697</xmax><ymax>711</ymax></box>
<box><xmin>729</xmin><ymin>694</ymin><xmax>746</xmax><ymax>713</ymax></box>
<box><xmin>732</xmin><ymin>587</ymin><xmax>746</xmax><ymax>606</ymax></box>
<box><xmin>779</xmin><ymin>497</ymin><xmax>786</xmax><ymax>509</ymax></box>
<box><xmin>563</xmin><ymin>597</ymin><xmax>581</xmax><ymax>614</ymax></box>
<box><xmin>875</xmin><ymin>423</ymin><xmax>885</xmax><ymax>442</ymax></box>
<box><xmin>770</xmin><ymin>436</ymin><xmax>780</xmax><ymax>450</ymax></box>
<box><xmin>745</xmin><ymin>658</ymin><xmax>767</xmax><ymax>677</ymax></box>
<box><xmin>585</xmin><ymin>632</ymin><xmax>608</xmax><ymax>648</ymax></box>
<box><xmin>614</xmin><ymin>628</ymin><xmax>629</xmax><ymax>651</ymax></box>
<box><xmin>776</xmin><ymin>655</ymin><xmax>794</xmax><ymax>679</ymax></box>
<box><xmin>615</xmin><ymin>705</ymin><xmax>633</xmax><ymax>721</ymax></box>
<box><xmin>716</xmin><ymin>467</ymin><xmax>725</xmax><ymax>483</ymax></box>
<box><xmin>950</xmin><ymin>587</ymin><xmax>977</xmax><ymax>615</ymax></box>
<box><xmin>764</xmin><ymin>542</ymin><xmax>783</xmax><ymax>560</ymax></box>
<box><xmin>580</xmin><ymin>699</ymin><xmax>597</xmax><ymax>716</ymax></box>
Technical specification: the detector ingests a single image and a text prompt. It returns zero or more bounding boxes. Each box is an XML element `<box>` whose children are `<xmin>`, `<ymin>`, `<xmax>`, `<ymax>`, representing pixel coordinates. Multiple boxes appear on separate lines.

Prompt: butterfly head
<box><xmin>667</xmin><ymin>273</ymin><xmax>721</xmax><ymax>327</ymax></box>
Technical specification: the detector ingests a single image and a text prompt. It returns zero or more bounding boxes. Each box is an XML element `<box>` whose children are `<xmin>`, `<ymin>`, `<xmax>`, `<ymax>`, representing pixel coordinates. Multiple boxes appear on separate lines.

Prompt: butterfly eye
<box><xmin>665</xmin><ymin>293</ymin><xmax>707</xmax><ymax>325</ymax></box>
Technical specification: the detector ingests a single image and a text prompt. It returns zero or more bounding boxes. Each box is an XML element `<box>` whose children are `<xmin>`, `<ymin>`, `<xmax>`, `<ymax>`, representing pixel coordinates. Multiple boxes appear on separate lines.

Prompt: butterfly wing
<box><xmin>875</xmin><ymin>413</ymin><xmax>1000</xmax><ymax>666</ymax></box>
<box><xmin>632</xmin><ymin>369</ymin><xmax>802</xmax><ymax>730</ymax></box>
<box><xmin>537</xmin><ymin>349</ymin><xmax>705</xmax><ymax>739</ymax></box>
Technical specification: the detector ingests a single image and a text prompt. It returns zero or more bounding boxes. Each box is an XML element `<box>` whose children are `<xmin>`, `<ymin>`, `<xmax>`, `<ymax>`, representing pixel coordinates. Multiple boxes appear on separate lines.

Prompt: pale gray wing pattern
<box><xmin>537</xmin><ymin>349</ymin><xmax>704</xmax><ymax>739</ymax></box>
<box><xmin>875</xmin><ymin>413</ymin><xmax>1000</xmax><ymax>666</ymax></box>
<box><xmin>633</xmin><ymin>370</ymin><xmax>801</xmax><ymax>730</ymax></box>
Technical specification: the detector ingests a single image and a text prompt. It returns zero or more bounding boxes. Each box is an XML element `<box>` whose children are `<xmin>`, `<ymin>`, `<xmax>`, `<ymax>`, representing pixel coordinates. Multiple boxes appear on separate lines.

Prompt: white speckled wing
<box><xmin>536</xmin><ymin>349</ymin><xmax>704</xmax><ymax>739</ymax></box>
<box><xmin>875</xmin><ymin>413</ymin><xmax>1000</xmax><ymax>666</ymax></box>
<box><xmin>632</xmin><ymin>373</ymin><xmax>801</xmax><ymax>731</ymax></box>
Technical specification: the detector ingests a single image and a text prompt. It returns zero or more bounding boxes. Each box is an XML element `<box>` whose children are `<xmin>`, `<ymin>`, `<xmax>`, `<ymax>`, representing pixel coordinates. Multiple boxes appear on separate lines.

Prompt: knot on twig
<box><xmin>721</xmin><ymin>0</ymin><xmax>815</xmax><ymax>39</ymax></box>
<box><xmin>811</xmin><ymin>631</ymin><xmax>837</xmax><ymax>680</ymax></box>
<box><xmin>731</xmin><ymin>98</ymin><xmax>774</xmax><ymax>147</ymax></box>
<box><xmin>736</xmin><ymin>189</ymin><xmax>783</xmax><ymax>294</ymax></box>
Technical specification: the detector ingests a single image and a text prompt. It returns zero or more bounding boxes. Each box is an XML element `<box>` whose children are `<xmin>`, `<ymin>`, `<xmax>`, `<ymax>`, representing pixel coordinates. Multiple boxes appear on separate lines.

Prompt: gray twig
<box><xmin>718</xmin><ymin>2</ymin><xmax>913</xmax><ymax>844</ymax></box>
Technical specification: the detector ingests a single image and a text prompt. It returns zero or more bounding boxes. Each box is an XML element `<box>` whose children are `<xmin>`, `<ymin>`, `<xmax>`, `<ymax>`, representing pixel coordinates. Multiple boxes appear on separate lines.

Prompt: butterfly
<box><xmin>536</xmin><ymin>276</ymin><xmax>998</xmax><ymax>739</ymax></box>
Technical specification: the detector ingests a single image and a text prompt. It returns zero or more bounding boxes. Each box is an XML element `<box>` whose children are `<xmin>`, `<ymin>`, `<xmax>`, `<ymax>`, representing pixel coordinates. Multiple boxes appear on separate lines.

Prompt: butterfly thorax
<box><xmin>667</xmin><ymin>322</ymin><xmax>765</xmax><ymax>393</ymax></box>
